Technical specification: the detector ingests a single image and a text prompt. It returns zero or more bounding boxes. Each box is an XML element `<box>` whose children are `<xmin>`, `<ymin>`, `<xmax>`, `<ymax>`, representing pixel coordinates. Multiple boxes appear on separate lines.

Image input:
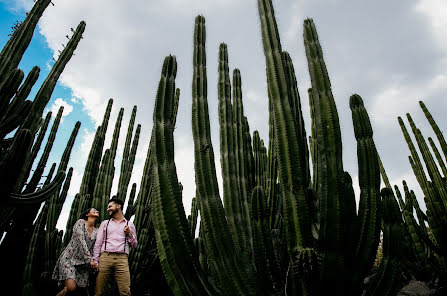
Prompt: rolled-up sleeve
<box><xmin>93</xmin><ymin>221</ymin><xmax>106</xmax><ymax>263</ymax></box>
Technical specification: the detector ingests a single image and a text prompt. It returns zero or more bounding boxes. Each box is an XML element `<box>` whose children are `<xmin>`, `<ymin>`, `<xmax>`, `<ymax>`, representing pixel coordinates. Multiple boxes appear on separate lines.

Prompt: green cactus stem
<box><xmin>188</xmin><ymin>197</ymin><xmax>199</xmax><ymax>238</ymax></box>
<box><xmin>117</xmin><ymin>106</ymin><xmax>137</xmax><ymax>200</ymax></box>
<box><xmin>0</xmin><ymin>129</ymin><xmax>33</xmax><ymax>204</ymax></box>
<box><xmin>20</xmin><ymin>21</ymin><xmax>86</xmax><ymax>135</ymax></box>
<box><xmin>57</xmin><ymin>121</ymin><xmax>81</xmax><ymax>173</ymax></box>
<box><xmin>0</xmin><ymin>68</ymin><xmax>24</xmax><ymax>120</ymax></box>
<box><xmin>8</xmin><ymin>171</ymin><xmax>65</xmax><ymax>206</ymax></box>
<box><xmin>124</xmin><ymin>183</ymin><xmax>137</xmax><ymax>220</ymax></box>
<box><xmin>0</xmin><ymin>100</ymin><xmax>32</xmax><ymax>139</ymax></box>
<box><xmin>420</xmin><ymin>101</ymin><xmax>447</xmax><ymax>161</ymax></box>
<box><xmin>172</xmin><ymin>88</ymin><xmax>180</xmax><ymax>127</ymax></box>
<box><xmin>251</xmin><ymin>186</ymin><xmax>283</xmax><ymax>295</ymax></box>
<box><xmin>43</xmin><ymin>162</ymin><xmax>56</xmax><ymax>186</ymax></box>
<box><xmin>349</xmin><ymin>94</ymin><xmax>381</xmax><ymax>292</ymax></box>
<box><xmin>151</xmin><ymin>54</ymin><xmax>216</xmax><ymax>295</ymax></box>
<box><xmin>91</xmin><ymin>149</ymin><xmax>110</xmax><ymax>219</ymax></box>
<box><xmin>22</xmin><ymin>203</ymin><xmax>49</xmax><ymax>295</ymax></box>
<box><xmin>217</xmin><ymin>43</ymin><xmax>247</xmax><ymax>257</ymax></box>
<box><xmin>281</xmin><ymin>51</ymin><xmax>310</xmax><ymax>186</ymax></box>
<box><xmin>232</xmin><ymin>69</ymin><xmax>254</xmax><ymax>262</ymax></box>
<box><xmin>21</xmin><ymin>112</ymin><xmax>52</xmax><ymax>187</ymax></box>
<box><xmin>304</xmin><ymin>18</ymin><xmax>346</xmax><ymax>287</ymax></box>
<box><xmin>428</xmin><ymin>137</ymin><xmax>447</xmax><ymax>177</ymax></box>
<box><xmin>191</xmin><ymin>15</ymin><xmax>253</xmax><ymax>295</ymax></box>
<box><xmin>366</xmin><ymin>189</ymin><xmax>404</xmax><ymax>296</ymax></box>
<box><xmin>79</xmin><ymin>99</ymin><xmax>113</xmax><ymax>198</ymax></box>
<box><xmin>258</xmin><ymin>0</ymin><xmax>313</xmax><ymax>262</ymax></box>
<box><xmin>24</xmin><ymin>106</ymin><xmax>64</xmax><ymax>193</ymax></box>
<box><xmin>0</xmin><ymin>0</ymin><xmax>51</xmax><ymax>86</ymax></box>
<box><xmin>117</xmin><ymin>107</ymin><xmax>141</xmax><ymax>202</ymax></box>
<box><xmin>3</xmin><ymin>66</ymin><xmax>40</xmax><ymax>121</ymax></box>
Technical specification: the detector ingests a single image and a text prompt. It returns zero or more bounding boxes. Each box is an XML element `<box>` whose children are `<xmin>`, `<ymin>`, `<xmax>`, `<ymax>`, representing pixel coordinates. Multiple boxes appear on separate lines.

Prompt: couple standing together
<box><xmin>52</xmin><ymin>198</ymin><xmax>138</xmax><ymax>296</ymax></box>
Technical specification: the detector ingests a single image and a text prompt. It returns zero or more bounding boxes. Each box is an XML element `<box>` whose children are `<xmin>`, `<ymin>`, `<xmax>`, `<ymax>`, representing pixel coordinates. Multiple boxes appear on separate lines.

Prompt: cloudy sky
<box><xmin>1</xmin><ymin>0</ymin><xmax>447</xmax><ymax>229</ymax></box>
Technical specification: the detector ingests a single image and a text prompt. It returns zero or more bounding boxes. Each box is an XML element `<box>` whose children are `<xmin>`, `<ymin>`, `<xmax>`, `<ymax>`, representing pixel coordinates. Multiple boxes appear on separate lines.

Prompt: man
<box><xmin>92</xmin><ymin>197</ymin><xmax>138</xmax><ymax>296</ymax></box>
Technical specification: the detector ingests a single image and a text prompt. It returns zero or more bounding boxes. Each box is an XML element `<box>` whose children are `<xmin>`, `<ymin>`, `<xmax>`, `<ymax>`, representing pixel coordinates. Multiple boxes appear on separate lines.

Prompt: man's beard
<box><xmin>108</xmin><ymin>209</ymin><xmax>118</xmax><ymax>217</ymax></box>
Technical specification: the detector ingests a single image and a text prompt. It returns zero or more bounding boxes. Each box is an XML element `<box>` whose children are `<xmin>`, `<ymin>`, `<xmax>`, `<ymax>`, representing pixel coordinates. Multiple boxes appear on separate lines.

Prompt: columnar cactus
<box><xmin>20</xmin><ymin>21</ymin><xmax>86</xmax><ymax>136</ymax></box>
<box><xmin>0</xmin><ymin>0</ymin><xmax>51</xmax><ymax>85</ymax></box>
<box><xmin>24</xmin><ymin>106</ymin><xmax>64</xmax><ymax>194</ymax></box>
<box><xmin>151</xmin><ymin>54</ymin><xmax>217</xmax><ymax>295</ymax></box>
<box><xmin>398</xmin><ymin>102</ymin><xmax>447</xmax><ymax>281</ymax></box>
<box><xmin>191</xmin><ymin>16</ymin><xmax>254</xmax><ymax>295</ymax></box>
<box><xmin>21</xmin><ymin>111</ymin><xmax>52</xmax><ymax>186</ymax></box>
<box><xmin>0</xmin><ymin>66</ymin><xmax>40</xmax><ymax>140</ymax></box>
<box><xmin>117</xmin><ymin>106</ymin><xmax>140</xmax><ymax>201</ymax></box>
<box><xmin>150</xmin><ymin>2</ymin><xmax>388</xmax><ymax>294</ymax></box>
<box><xmin>22</xmin><ymin>204</ymin><xmax>49</xmax><ymax>295</ymax></box>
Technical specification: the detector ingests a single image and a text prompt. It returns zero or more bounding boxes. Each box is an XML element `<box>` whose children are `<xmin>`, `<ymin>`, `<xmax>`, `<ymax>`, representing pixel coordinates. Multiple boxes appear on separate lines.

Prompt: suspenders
<box><xmin>104</xmin><ymin>219</ymin><xmax>129</xmax><ymax>252</ymax></box>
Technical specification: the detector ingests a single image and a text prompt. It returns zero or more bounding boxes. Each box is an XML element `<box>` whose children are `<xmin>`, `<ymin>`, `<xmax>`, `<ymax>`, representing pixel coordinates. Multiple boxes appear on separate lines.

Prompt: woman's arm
<box><xmin>93</xmin><ymin>221</ymin><xmax>106</xmax><ymax>264</ymax></box>
<box><xmin>73</xmin><ymin>219</ymin><xmax>91</xmax><ymax>263</ymax></box>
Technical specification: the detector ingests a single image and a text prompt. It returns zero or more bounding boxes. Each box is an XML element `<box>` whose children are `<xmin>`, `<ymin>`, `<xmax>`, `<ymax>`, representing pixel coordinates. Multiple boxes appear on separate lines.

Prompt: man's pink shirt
<box><xmin>93</xmin><ymin>217</ymin><xmax>137</xmax><ymax>263</ymax></box>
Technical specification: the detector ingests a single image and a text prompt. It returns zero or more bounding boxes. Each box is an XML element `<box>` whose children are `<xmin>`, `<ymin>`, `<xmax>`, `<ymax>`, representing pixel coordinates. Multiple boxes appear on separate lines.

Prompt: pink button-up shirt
<box><xmin>93</xmin><ymin>217</ymin><xmax>138</xmax><ymax>263</ymax></box>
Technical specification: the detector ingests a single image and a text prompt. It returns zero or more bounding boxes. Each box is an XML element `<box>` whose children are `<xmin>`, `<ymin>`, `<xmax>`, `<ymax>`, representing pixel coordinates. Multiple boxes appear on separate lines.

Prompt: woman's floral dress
<box><xmin>52</xmin><ymin>219</ymin><xmax>98</xmax><ymax>287</ymax></box>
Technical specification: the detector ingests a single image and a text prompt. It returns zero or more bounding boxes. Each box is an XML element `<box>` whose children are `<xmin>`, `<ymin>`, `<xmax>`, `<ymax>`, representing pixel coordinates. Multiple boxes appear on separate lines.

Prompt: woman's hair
<box><xmin>79</xmin><ymin>208</ymin><xmax>92</xmax><ymax>220</ymax></box>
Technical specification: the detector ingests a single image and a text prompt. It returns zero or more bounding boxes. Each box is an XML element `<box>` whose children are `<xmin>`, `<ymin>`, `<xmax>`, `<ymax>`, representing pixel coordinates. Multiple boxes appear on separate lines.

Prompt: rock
<box><xmin>397</xmin><ymin>280</ymin><xmax>434</xmax><ymax>296</ymax></box>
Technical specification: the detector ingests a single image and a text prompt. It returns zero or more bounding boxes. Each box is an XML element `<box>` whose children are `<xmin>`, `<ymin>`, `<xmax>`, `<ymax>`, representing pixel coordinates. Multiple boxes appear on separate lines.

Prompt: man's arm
<box><xmin>93</xmin><ymin>221</ymin><xmax>106</xmax><ymax>263</ymax></box>
<box><xmin>127</xmin><ymin>222</ymin><xmax>138</xmax><ymax>248</ymax></box>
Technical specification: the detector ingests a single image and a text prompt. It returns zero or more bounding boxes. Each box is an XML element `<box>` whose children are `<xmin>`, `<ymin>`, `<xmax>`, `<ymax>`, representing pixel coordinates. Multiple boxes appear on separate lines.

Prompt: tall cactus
<box><xmin>0</xmin><ymin>66</ymin><xmax>40</xmax><ymax>140</ymax></box>
<box><xmin>21</xmin><ymin>111</ymin><xmax>52</xmax><ymax>187</ymax></box>
<box><xmin>0</xmin><ymin>68</ymin><xmax>24</xmax><ymax>121</ymax></box>
<box><xmin>0</xmin><ymin>0</ymin><xmax>51</xmax><ymax>85</ymax></box>
<box><xmin>398</xmin><ymin>102</ymin><xmax>447</xmax><ymax>281</ymax></box>
<box><xmin>24</xmin><ymin>106</ymin><xmax>64</xmax><ymax>194</ymax></box>
<box><xmin>22</xmin><ymin>204</ymin><xmax>49</xmax><ymax>295</ymax></box>
<box><xmin>191</xmin><ymin>15</ymin><xmax>254</xmax><ymax>295</ymax></box>
<box><xmin>147</xmin><ymin>4</ymin><xmax>387</xmax><ymax>295</ymax></box>
<box><xmin>79</xmin><ymin>99</ymin><xmax>113</xmax><ymax>198</ymax></box>
<box><xmin>348</xmin><ymin>94</ymin><xmax>382</xmax><ymax>292</ymax></box>
<box><xmin>20</xmin><ymin>21</ymin><xmax>86</xmax><ymax>135</ymax></box>
<box><xmin>366</xmin><ymin>189</ymin><xmax>404</xmax><ymax>296</ymax></box>
<box><xmin>217</xmin><ymin>43</ymin><xmax>249</xmax><ymax>258</ymax></box>
<box><xmin>151</xmin><ymin>54</ymin><xmax>217</xmax><ymax>295</ymax></box>
<box><xmin>117</xmin><ymin>106</ymin><xmax>140</xmax><ymax>201</ymax></box>
<box><xmin>258</xmin><ymin>1</ymin><xmax>313</xmax><ymax>264</ymax></box>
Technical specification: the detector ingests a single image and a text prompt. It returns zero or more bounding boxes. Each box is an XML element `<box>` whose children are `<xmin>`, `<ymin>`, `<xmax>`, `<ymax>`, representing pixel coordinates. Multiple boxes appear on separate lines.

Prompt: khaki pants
<box><xmin>95</xmin><ymin>252</ymin><xmax>131</xmax><ymax>296</ymax></box>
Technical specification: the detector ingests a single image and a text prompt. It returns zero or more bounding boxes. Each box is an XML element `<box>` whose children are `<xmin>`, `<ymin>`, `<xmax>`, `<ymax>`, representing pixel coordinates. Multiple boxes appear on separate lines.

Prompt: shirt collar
<box><xmin>110</xmin><ymin>216</ymin><xmax>127</xmax><ymax>223</ymax></box>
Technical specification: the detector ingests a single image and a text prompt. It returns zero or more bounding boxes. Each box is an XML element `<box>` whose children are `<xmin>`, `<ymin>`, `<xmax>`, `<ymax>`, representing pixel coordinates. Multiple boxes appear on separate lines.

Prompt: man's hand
<box><xmin>124</xmin><ymin>225</ymin><xmax>131</xmax><ymax>236</ymax></box>
<box><xmin>90</xmin><ymin>260</ymin><xmax>98</xmax><ymax>272</ymax></box>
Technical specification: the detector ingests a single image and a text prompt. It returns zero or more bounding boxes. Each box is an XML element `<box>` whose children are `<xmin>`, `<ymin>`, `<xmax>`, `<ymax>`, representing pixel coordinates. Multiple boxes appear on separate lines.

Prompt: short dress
<box><xmin>52</xmin><ymin>219</ymin><xmax>98</xmax><ymax>287</ymax></box>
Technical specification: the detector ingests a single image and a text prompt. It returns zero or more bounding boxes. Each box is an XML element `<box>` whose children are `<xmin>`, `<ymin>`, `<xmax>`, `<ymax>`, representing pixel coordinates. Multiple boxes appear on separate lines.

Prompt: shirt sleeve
<box><xmin>127</xmin><ymin>222</ymin><xmax>138</xmax><ymax>248</ymax></box>
<box><xmin>93</xmin><ymin>221</ymin><xmax>106</xmax><ymax>264</ymax></box>
<box><xmin>73</xmin><ymin>219</ymin><xmax>91</xmax><ymax>263</ymax></box>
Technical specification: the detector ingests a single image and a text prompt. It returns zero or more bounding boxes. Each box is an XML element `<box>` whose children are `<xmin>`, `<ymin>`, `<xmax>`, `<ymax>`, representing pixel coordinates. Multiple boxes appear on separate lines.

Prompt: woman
<box><xmin>52</xmin><ymin>208</ymin><xmax>99</xmax><ymax>295</ymax></box>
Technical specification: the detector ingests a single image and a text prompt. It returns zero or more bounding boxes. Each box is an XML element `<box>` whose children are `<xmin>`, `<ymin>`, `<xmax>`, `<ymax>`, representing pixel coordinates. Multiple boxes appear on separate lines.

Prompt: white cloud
<box><xmin>46</xmin><ymin>98</ymin><xmax>74</xmax><ymax>118</ymax></box>
<box><xmin>415</xmin><ymin>0</ymin><xmax>447</xmax><ymax>49</ymax></box>
<box><xmin>246</xmin><ymin>90</ymin><xmax>262</xmax><ymax>103</ymax></box>
<box><xmin>80</xmin><ymin>127</ymin><xmax>95</xmax><ymax>155</ymax></box>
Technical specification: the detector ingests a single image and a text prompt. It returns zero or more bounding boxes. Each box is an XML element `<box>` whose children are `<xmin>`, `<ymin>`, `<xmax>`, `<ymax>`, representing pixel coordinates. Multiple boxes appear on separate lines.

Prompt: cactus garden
<box><xmin>0</xmin><ymin>0</ymin><xmax>446</xmax><ymax>295</ymax></box>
